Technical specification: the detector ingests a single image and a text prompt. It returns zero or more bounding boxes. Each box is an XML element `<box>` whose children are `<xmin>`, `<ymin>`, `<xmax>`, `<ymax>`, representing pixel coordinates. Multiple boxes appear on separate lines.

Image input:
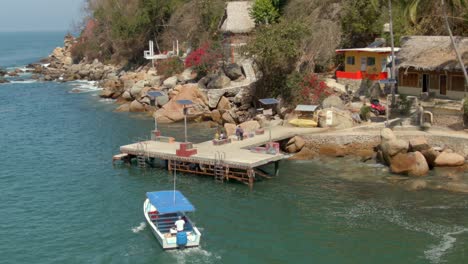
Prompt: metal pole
<box><xmin>269</xmin><ymin>119</ymin><xmax>272</xmax><ymax>142</ymax></box>
<box><xmin>173</xmin><ymin>161</ymin><xmax>176</xmax><ymax>203</ymax></box>
<box><xmin>388</xmin><ymin>0</ymin><xmax>396</xmax><ymax>122</ymax></box>
<box><xmin>184</xmin><ymin>107</ymin><xmax>188</xmax><ymax>142</ymax></box>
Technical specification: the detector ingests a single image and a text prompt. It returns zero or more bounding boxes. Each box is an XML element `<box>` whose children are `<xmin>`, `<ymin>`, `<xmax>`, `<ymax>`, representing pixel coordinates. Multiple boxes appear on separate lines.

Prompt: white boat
<box><xmin>144</xmin><ymin>190</ymin><xmax>201</xmax><ymax>250</ymax></box>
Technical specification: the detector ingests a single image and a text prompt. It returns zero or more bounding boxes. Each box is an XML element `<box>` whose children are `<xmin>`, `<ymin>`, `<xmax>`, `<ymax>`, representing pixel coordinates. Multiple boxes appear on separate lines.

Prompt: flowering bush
<box><xmin>299</xmin><ymin>73</ymin><xmax>331</xmax><ymax>104</ymax></box>
<box><xmin>184</xmin><ymin>42</ymin><xmax>221</xmax><ymax>77</ymax></box>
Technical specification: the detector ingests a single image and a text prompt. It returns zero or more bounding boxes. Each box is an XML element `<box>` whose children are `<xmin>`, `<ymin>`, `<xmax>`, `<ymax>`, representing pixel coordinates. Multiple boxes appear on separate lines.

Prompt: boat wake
<box><xmin>424</xmin><ymin>228</ymin><xmax>468</xmax><ymax>264</ymax></box>
<box><xmin>339</xmin><ymin>201</ymin><xmax>467</xmax><ymax>263</ymax></box>
<box><xmin>131</xmin><ymin>222</ymin><xmax>146</xmax><ymax>233</ymax></box>
<box><xmin>169</xmin><ymin>247</ymin><xmax>221</xmax><ymax>264</ymax></box>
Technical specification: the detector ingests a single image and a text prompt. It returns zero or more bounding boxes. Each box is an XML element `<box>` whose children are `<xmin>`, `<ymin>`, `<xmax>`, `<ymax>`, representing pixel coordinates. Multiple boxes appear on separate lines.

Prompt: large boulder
<box><xmin>222</xmin><ymin>111</ymin><xmax>236</xmax><ymax>124</ymax></box>
<box><xmin>154</xmin><ymin>84</ymin><xmax>209</xmax><ymax>123</ymax></box>
<box><xmin>381</xmin><ymin>139</ymin><xmax>409</xmax><ymax>157</ymax></box>
<box><xmin>207</xmin><ymin>89</ymin><xmax>225</xmax><ymax>108</ymax></box>
<box><xmin>420</xmin><ymin>148</ymin><xmax>439</xmax><ymax>169</ymax></box>
<box><xmin>130</xmin><ymin>80</ymin><xmax>148</xmax><ymax>98</ymax></box>
<box><xmin>163</xmin><ymin>76</ymin><xmax>178</xmax><ymax>89</ymax></box>
<box><xmin>224</xmin><ymin>123</ymin><xmax>236</xmax><ymax>137</ymax></box>
<box><xmin>289</xmin><ymin>147</ymin><xmax>316</xmax><ymax>160</ymax></box>
<box><xmin>207</xmin><ymin>74</ymin><xmax>231</xmax><ymax>89</ymax></box>
<box><xmin>286</xmin><ymin>136</ymin><xmax>306</xmax><ymax>153</ymax></box>
<box><xmin>217</xmin><ymin>96</ymin><xmax>231</xmax><ymax>111</ymax></box>
<box><xmin>322</xmin><ymin>95</ymin><xmax>344</xmax><ymax>109</ymax></box>
<box><xmin>409</xmin><ymin>137</ymin><xmax>431</xmax><ymax>152</ymax></box>
<box><xmin>390</xmin><ymin>151</ymin><xmax>429</xmax><ymax>177</ymax></box>
<box><xmin>434</xmin><ymin>152</ymin><xmax>465</xmax><ymax>167</ymax></box>
<box><xmin>380</xmin><ymin>128</ymin><xmax>396</xmax><ymax>141</ymax></box>
<box><xmin>223</xmin><ymin>63</ymin><xmax>243</xmax><ymax>80</ymax></box>
<box><xmin>240</xmin><ymin>120</ymin><xmax>260</xmax><ymax>134</ymax></box>
<box><xmin>178</xmin><ymin>68</ymin><xmax>197</xmax><ymax>83</ymax></box>
<box><xmin>115</xmin><ymin>103</ymin><xmax>130</xmax><ymax>112</ymax></box>
<box><xmin>318</xmin><ymin>108</ymin><xmax>354</xmax><ymax>129</ymax></box>
<box><xmin>129</xmin><ymin>100</ymin><xmax>146</xmax><ymax>112</ymax></box>
<box><xmin>210</xmin><ymin>110</ymin><xmax>223</xmax><ymax>124</ymax></box>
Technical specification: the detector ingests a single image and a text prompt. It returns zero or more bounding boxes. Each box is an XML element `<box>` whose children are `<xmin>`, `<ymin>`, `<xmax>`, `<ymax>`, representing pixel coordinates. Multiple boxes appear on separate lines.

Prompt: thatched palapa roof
<box><xmin>397</xmin><ymin>36</ymin><xmax>468</xmax><ymax>72</ymax></box>
<box><xmin>220</xmin><ymin>1</ymin><xmax>255</xmax><ymax>34</ymax></box>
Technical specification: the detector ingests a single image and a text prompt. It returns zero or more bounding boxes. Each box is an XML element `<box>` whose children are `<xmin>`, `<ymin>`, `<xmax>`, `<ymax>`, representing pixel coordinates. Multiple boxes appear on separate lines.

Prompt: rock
<box><xmin>129</xmin><ymin>100</ymin><xmax>146</xmax><ymax>112</ymax></box>
<box><xmin>224</xmin><ymin>123</ymin><xmax>236</xmax><ymax>137</ymax></box>
<box><xmin>8</xmin><ymin>71</ymin><xmax>18</xmax><ymax>77</ymax></box>
<box><xmin>286</xmin><ymin>144</ymin><xmax>298</xmax><ymax>153</ymax></box>
<box><xmin>217</xmin><ymin>96</ymin><xmax>231</xmax><ymax>111</ymax></box>
<box><xmin>409</xmin><ymin>137</ymin><xmax>430</xmax><ymax>152</ymax></box>
<box><xmin>140</xmin><ymin>97</ymin><xmax>151</xmax><ymax>105</ymax></box>
<box><xmin>404</xmin><ymin>179</ymin><xmax>428</xmax><ymax>191</ymax></box>
<box><xmin>380</xmin><ymin>128</ymin><xmax>396</xmax><ymax>141</ymax></box>
<box><xmin>154</xmin><ymin>84</ymin><xmax>209</xmax><ymax>123</ymax></box>
<box><xmin>318</xmin><ymin>108</ymin><xmax>354</xmax><ymax>129</ymax></box>
<box><xmin>240</xmin><ymin>120</ymin><xmax>260</xmax><ymax>133</ymax></box>
<box><xmin>178</xmin><ymin>68</ymin><xmax>197</xmax><ymax>83</ymax></box>
<box><xmin>318</xmin><ymin>146</ymin><xmax>346</xmax><ymax>157</ymax></box>
<box><xmin>163</xmin><ymin>76</ymin><xmax>178</xmax><ymax>89</ymax></box>
<box><xmin>99</xmin><ymin>88</ymin><xmax>114</xmax><ymax>98</ymax></box>
<box><xmin>289</xmin><ymin>147</ymin><xmax>316</xmax><ymax>160</ymax></box>
<box><xmin>293</xmin><ymin>136</ymin><xmax>305</xmax><ymax>150</ymax></box>
<box><xmin>390</xmin><ymin>151</ymin><xmax>429</xmax><ymax>177</ymax></box>
<box><xmin>442</xmin><ymin>182</ymin><xmax>468</xmax><ymax>194</ymax></box>
<box><xmin>122</xmin><ymin>91</ymin><xmax>133</xmax><ymax>100</ymax></box>
<box><xmin>420</xmin><ymin>148</ymin><xmax>439</xmax><ymax>168</ymax></box>
<box><xmin>130</xmin><ymin>80</ymin><xmax>148</xmax><ymax>98</ymax></box>
<box><xmin>207</xmin><ymin>74</ymin><xmax>231</xmax><ymax>89</ymax></box>
<box><xmin>115</xmin><ymin>103</ymin><xmax>130</xmax><ymax>112</ymax></box>
<box><xmin>322</xmin><ymin>95</ymin><xmax>344</xmax><ymax>109</ymax></box>
<box><xmin>147</xmin><ymin>75</ymin><xmax>162</xmax><ymax>87</ymax></box>
<box><xmin>222</xmin><ymin>111</ymin><xmax>236</xmax><ymax>124</ymax></box>
<box><xmin>0</xmin><ymin>78</ymin><xmax>9</xmax><ymax>83</ymax></box>
<box><xmin>434</xmin><ymin>152</ymin><xmax>465</xmax><ymax>167</ymax></box>
<box><xmin>381</xmin><ymin>139</ymin><xmax>409</xmax><ymax>157</ymax></box>
<box><xmin>155</xmin><ymin>93</ymin><xmax>169</xmax><ymax>107</ymax></box>
<box><xmin>207</xmin><ymin>89</ymin><xmax>225</xmax><ymax>108</ymax></box>
<box><xmin>0</xmin><ymin>68</ymin><xmax>7</xmax><ymax>76</ymax></box>
<box><xmin>211</xmin><ymin>110</ymin><xmax>223</xmax><ymax>124</ymax></box>
<box><xmin>223</xmin><ymin>63</ymin><xmax>243</xmax><ymax>80</ymax></box>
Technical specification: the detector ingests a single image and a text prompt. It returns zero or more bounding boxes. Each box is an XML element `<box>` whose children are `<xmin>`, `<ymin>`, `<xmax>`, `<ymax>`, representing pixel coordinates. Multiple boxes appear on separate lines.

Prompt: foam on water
<box><xmin>10</xmin><ymin>80</ymin><xmax>37</xmax><ymax>84</ymax></box>
<box><xmin>131</xmin><ymin>222</ymin><xmax>146</xmax><ymax>233</ymax></box>
<box><xmin>169</xmin><ymin>247</ymin><xmax>221</xmax><ymax>264</ymax></box>
<box><xmin>340</xmin><ymin>201</ymin><xmax>467</xmax><ymax>264</ymax></box>
<box><xmin>68</xmin><ymin>80</ymin><xmax>102</xmax><ymax>93</ymax></box>
<box><xmin>424</xmin><ymin>228</ymin><xmax>468</xmax><ymax>264</ymax></box>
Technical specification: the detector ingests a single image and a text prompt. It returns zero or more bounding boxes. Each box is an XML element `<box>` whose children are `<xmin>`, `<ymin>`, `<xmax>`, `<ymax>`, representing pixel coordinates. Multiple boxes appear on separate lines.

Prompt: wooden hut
<box><xmin>397</xmin><ymin>36</ymin><xmax>467</xmax><ymax>99</ymax></box>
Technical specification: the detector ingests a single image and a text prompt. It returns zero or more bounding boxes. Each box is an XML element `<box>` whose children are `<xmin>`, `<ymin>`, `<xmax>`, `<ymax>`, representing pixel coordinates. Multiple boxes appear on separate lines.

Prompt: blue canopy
<box><xmin>146</xmin><ymin>191</ymin><xmax>195</xmax><ymax>214</ymax></box>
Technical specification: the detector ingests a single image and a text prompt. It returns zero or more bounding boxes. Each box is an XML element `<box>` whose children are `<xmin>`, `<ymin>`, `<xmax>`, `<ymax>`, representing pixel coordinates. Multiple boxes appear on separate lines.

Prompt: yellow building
<box><xmin>336</xmin><ymin>47</ymin><xmax>399</xmax><ymax>80</ymax></box>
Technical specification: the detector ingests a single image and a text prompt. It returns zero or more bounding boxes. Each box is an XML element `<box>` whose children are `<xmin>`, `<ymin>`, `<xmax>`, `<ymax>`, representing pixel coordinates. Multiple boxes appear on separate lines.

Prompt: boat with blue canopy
<box><xmin>144</xmin><ymin>190</ymin><xmax>201</xmax><ymax>249</ymax></box>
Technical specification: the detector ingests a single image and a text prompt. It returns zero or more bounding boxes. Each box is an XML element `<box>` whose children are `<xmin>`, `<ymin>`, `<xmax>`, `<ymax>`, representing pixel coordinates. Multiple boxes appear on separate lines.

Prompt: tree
<box><xmin>250</xmin><ymin>0</ymin><xmax>280</xmax><ymax>25</ymax></box>
<box><xmin>245</xmin><ymin>21</ymin><xmax>309</xmax><ymax>98</ymax></box>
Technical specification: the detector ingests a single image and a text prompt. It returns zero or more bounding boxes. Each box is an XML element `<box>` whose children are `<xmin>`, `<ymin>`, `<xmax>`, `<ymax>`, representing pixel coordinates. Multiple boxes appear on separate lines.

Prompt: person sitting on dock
<box><xmin>235</xmin><ymin>126</ymin><xmax>242</xmax><ymax>141</ymax></box>
<box><xmin>174</xmin><ymin>216</ymin><xmax>185</xmax><ymax>232</ymax></box>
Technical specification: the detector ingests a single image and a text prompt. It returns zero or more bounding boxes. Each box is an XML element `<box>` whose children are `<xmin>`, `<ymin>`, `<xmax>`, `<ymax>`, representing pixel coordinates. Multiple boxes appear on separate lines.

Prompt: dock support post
<box><xmin>248</xmin><ymin>169</ymin><xmax>254</xmax><ymax>189</ymax></box>
<box><xmin>274</xmin><ymin>161</ymin><xmax>280</xmax><ymax>177</ymax></box>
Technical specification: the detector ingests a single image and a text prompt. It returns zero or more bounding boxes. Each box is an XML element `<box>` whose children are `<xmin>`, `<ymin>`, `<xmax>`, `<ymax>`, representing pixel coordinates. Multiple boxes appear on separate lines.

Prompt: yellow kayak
<box><xmin>288</xmin><ymin>118</ymin><xmax>318</xmax><ymax>128</ymax></box>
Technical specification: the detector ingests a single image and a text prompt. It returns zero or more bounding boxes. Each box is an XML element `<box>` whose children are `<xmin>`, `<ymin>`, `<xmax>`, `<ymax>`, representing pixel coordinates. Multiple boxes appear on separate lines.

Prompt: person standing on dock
<box><xmin>235</xmin><ymin>125</ymin><xmax>241</xmax><ymax>141</ymax></box>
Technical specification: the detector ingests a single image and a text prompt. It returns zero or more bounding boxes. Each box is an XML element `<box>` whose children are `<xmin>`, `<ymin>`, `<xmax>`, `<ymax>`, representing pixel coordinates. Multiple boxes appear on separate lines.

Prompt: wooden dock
<box><xmin>116</xmin><ymin>126</ymin><xmax>321</xmax><ymax>187</ymax></box>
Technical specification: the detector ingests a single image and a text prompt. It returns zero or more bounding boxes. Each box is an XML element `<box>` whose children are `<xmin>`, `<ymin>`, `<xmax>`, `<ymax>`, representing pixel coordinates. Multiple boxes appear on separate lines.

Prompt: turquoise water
<box><xmin>1</xmin><ymin>32</ymin><xmax>467</xmax><ymax>264</ymax></box>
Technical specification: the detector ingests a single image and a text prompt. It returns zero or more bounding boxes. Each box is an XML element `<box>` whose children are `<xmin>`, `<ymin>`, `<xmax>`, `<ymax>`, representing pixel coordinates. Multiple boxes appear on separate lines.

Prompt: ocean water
<box><xmin>0</xmin><ymin>32</ymin><xmax>467</xmax><ymax>264</ymax></box>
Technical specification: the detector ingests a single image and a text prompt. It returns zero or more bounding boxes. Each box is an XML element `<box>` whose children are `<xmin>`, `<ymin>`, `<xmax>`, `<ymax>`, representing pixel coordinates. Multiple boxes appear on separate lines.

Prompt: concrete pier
<box><xmin>116</xmin><ymin>126</ymin><xmax>322</xmax><ymax>186</ymax></box>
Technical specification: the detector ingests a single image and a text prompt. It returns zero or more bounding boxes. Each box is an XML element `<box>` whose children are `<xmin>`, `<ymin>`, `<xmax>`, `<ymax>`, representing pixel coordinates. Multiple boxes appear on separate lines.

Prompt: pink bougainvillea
<box><xmin>184</xmin><ymin>42</ymin><xmax>221</xmax><ymax>76</ymax></box>
<box><xmin>300</xmin><ymin>73</ymin><xmax>332</xmax><ymax>104</ymax></box>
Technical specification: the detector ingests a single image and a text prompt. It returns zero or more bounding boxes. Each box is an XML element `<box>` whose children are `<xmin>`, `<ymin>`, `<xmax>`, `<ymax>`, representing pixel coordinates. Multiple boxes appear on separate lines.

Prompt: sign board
<box><xmin>326</xmin><ymin>111</ymin><xmax>333</xmax><ymax>126</ymax></box>
<box><xmin>379</xmin><ymin>79</ymin><xmax>397</xmax><ymax>84</ymax></box>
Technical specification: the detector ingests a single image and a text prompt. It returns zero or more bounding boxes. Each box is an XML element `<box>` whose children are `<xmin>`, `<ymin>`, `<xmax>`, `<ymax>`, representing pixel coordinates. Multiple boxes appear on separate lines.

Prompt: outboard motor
<box><xmin>176</xmin><ymin>232</ymin><xmax>188</xmax><ymax>249</ymax></box>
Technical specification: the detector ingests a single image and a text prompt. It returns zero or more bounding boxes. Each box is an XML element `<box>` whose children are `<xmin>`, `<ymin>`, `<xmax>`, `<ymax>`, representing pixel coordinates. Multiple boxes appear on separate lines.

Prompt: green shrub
<box><xmin>397</xmin><ymin>95</ymin><xmax>412</xmax><ymax>115</ymax></box>
<box><xmin>463</xmin><ymin>97</ymin><xmax>468</xmax><ymax>127</ymax></box>
<box><xmin>156</xmin><ymin>57</ymin><xmax>184</xmax><ymax>78</ymax></box>
<box><xmin>360</xmin><ymin>105</ymin><xmax>371</xmax><ymax>121</ymax></box>
<box><xmin>250</xmin><ymin>0</ymin><xmax>280</xmax><ymax>25</ymax></box>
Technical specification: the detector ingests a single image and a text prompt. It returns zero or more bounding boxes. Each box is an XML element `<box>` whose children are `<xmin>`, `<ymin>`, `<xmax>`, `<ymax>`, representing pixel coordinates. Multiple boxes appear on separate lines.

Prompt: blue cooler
<box><xmin>176</xmin><ymin>232</ymin><xmax>188</xmax><ymax>247</ymax></box>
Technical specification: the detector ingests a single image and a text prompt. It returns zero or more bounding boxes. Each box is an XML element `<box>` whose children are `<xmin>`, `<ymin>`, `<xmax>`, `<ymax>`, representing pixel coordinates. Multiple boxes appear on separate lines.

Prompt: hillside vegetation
<box><xmin>73</xmin><ymin>0</ymin><xmax>467</xmax><ymax>98</ymax></box>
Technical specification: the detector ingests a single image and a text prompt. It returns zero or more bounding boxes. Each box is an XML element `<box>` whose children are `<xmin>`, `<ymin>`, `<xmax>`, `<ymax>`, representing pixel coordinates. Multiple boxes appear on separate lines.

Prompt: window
<box><xmin>367</xmin><ymin>57</ymin><xmax>376</xmax><ymax>66</ymax></box>
<box><xmin>400</xmin><ymin>73</ymin><xmax>419</xmax><ymax>87</ymax></box>
<box><xmin>346</xmin><ymin>56</ymin><xmax>355</xmax><ymax>65</ymax></box>
<box><xmin>451</xmin><ymin>76</ymin><xmax>466</xmax><ymax>92</ymax></box>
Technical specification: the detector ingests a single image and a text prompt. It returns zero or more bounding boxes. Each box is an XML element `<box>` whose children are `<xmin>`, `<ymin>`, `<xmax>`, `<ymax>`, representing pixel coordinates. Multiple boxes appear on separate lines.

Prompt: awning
<box><xmin>146</xmin><ymin>191</ymin><xmax>195</xmax><ymax>214</ymax></box>
<box><xmin>295</xmin><ymin>105</ymin><xmax>319</xmax><ymax>112</ymax></box>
